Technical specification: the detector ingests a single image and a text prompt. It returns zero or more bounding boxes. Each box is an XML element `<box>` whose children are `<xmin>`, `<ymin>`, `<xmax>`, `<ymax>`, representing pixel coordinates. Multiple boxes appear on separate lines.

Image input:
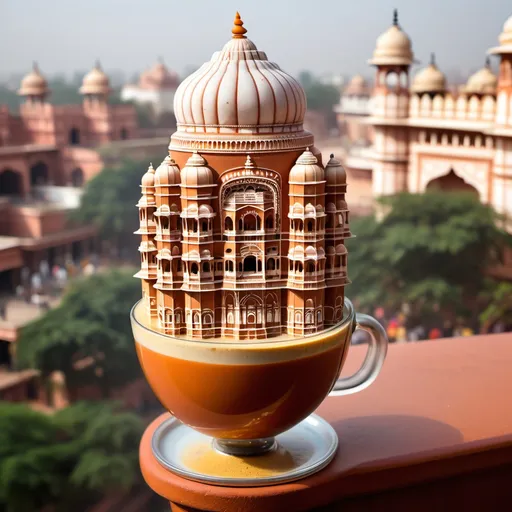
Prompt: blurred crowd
<box><xmin>352</xmin><ymin>303</ymin><xmax>508</xmax><ymax>345</ymax></box>
<box><xmin>0</xmin><ymin>254</ymin><xmax>100</xmax><ymax>321</ymax></box>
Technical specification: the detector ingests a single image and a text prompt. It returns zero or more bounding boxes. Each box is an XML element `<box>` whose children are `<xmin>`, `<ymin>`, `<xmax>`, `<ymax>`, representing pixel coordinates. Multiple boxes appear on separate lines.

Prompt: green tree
<box><xmin>70</xmin><ymin>156</ymin><xmax>162</xmax><ymax>258</ymax></box>
<box><xmin>479</xmin><ymin>281</ymin><xmax>512</xmax><ymax>332</ymax></box>
<box><xmin>347</xmin><ymin>192</ymin><xmax>510</xmax><ymax>322</ymax></box>
<box><xmin>0</xmin><ymin>401</ymin><xmax>144</xmax><ymax>512</ymax></box>
<box><xmin>16</xmin><ymin>270</ymin><xmax>142</xmax><ymax>399</ymax></box>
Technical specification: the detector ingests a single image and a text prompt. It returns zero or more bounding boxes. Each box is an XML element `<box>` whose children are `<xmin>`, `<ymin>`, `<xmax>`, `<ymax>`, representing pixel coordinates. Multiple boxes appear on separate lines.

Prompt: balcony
<box><xmin>139</xmin><ymin>333</ymin><xmax>512</xmax><ymax>511</ymax></box>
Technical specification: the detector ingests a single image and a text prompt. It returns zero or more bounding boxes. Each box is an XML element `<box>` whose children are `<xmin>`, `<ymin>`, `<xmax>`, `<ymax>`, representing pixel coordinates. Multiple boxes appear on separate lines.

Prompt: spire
<box><xmin>232</xmin><ymin>12</ymin><xmax>247</xmax><ymax>39</ymax></box>
<box><xmin>393</xmin><ymin>9</ymin><xmax>399</xmax><ymax>26</ymax></box>
<box><xmin>95</xmin><ymin>59</ymin><xmax>102</xmax><ymax>70</ymax></box>
<box><xmin>158</xmin><ymin>56</ymin><xmax>164</xmax><ymax>65</ymax></box>
<box><xmin>32</xmin><ymin>61</ymin><xmax>40</xmax><ymax>74</ymax></box>
<box><xmin>245</xmin><ymin>154</ymin><xmax>255</xmax><ymax>169</ymax></box>
<box><xmin>485</xmin><ymin>56</ymin><xmax>491</xmax><ymax>68</ymax></box>
<box><xmin>430</xmin><ymin>52</ymin><xmax>436</xmax><ymax>67</ymax></box>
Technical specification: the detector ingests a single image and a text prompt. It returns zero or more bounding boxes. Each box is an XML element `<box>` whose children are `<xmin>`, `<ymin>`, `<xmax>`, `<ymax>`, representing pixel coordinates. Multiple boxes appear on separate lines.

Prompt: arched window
<box><xmin>201</xmin><ymin>220</ymin><xmax>208</xmax><ymax>233</ymax></box>
<box><xmin>267</xmin><ymin>258</ymin><xmax>276</xmax><ymax>271</ymax></box>
<box><xmin>267</xmin><ymin>309</ymin><xmax>273</xmax><ymax>323</ymax></box>
<box><xmin>0</xmin><ymin>170</ymin><xmax>22</xmax><ymax>196</ymax></box>
<box><xmin>306</xmin><ymin>311</ymin><xmax>314</xmax><ymax>324</ymax></box>
<box><xmin>244</xmin><ymin>214</ymin><xmax>257</xmax><ymax>231</ymax></box>
<box><xmin>296</xmin><ymin>261</ymin><xmax>303</xmax><ymax>273</ymax></box>
<box><xmin>306</xmin><ymin>220</ymin><xmax>314</xmax><ymax>232</ymax></box>
<box><xmin>203</xmin><ymin>313</ymin><xmax>213</xmax><ymax>325</ymax></box>
<box><xmin>225</xmin><ymin>217</ymin><xmax>233</xmax><ymax>231</ymax></box>
<box><xmin>295</xmin><ymin>311</ymin><xmax>302</xmax><ymax>323</ymax></box>
<box><xmin>238</xmin><ymin>218</ymin><xmax>243</xmax><ymax>231</ymax></box>
<box><xmin>317</xmin><ymin>309</ymin><xmax>322</xmax><ymax>322</ymax></box>
<box><xmin>30</xmin><ymin>162</ymin><xmax>49</xmax><ymax>186</ymax></box>
<box><xmin>202</xmin><ymin>261</ymin><xmax>210</xmax><ymax>273</ymax></box>
<box><xmin>161</xmin><ymin>260</ymin><xmax>170</xmax><ymax>274</ymax></box>
<box><xmin>243</xmin><ymin>255</ymin><xmax>257</xmax><ymax>273</ymax></box>
<box><xmin>265</xmin><ymin>216</ymin><xmax>274</xmax><ymax>230</ymax></box>
<box><xmin>192</xmin><ymin>219</ymin><xmax>198</xmax><ymax>232</ymax></box>
<box><xmin>161</xmin><ymin>216</ymin><xmax>170</xmax><ymax>231</ymax></box>
<box><xmin>297</xmin><ymin>220</ymin><xmax>304</xmax><ymax>232</ymax></box>
<box><xmin>69</xmin><ymin>127</ymin><xmax>80</xmax><ymax>145</ymax></box>
<box><xmin>306</xmin><ymin>261</ymin><xmax>315</xmax><ymax>274</ymax></box>
<box><xmin>191</xmin><ymin>263</ymin><xmax>199</xmax><ymax>275</ymax></box>
<box><xmin>71</xmin><ymin>168</ymin><xmax>84</xmax><ymax>187</ymax></box>
<box><xmin>227</xmin><ymin>312</ymin><xmax>234</xmax><ymax>325</ymax></box>
<box><xmin>193</xmin><ymin>312</ymin><xmax>200</xmax><ymax>326</ymax></box>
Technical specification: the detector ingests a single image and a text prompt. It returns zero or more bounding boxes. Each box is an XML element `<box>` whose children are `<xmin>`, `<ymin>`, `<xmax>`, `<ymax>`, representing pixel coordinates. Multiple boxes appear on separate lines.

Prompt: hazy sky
<box><xmin>1</xmin><ymin>0</ymin><xmax>510</xmax><ymax>81</ymax></box>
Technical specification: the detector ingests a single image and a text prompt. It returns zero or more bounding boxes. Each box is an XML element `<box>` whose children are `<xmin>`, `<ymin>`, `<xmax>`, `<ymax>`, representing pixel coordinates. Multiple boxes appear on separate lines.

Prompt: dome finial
<box><xmin>232</xmin><ymin>12</ymin><xmax>247</xmax><ymax>39</ymax></box>
<box><xmin>430</xmin><ymin>52</ymin><xmax>436</xmax><ymax>66</ymax></box>
<box><xmin>95</xmin><ymin>59</ymin><xmax>102</xmax><ymax>70</ymax></box>
<box><xmin>33</xmin><ymin>61</ymin><xmax>39</xmax><ymax>73</ymax></box>
<box><xmin>393</xmin><ymin>8</ymin><xmax>399</xmax><ymax>26</ymax></box>
<box><xmin>485</xmin><ymin>56</ymin><xmax>491</xmax><ymax>68</ymax></box>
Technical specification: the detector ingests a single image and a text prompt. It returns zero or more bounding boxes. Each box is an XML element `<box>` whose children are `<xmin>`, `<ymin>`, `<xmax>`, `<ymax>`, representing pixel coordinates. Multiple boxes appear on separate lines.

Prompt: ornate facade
<box><xmin>135</xmin><ymin>14</ymin><xmax>351</xmax><ymax>340</ymax></box>
<box><xmin>335</xmin><ymin>11</ymin><xmax>512</xmax><ymax>230</ymax></box>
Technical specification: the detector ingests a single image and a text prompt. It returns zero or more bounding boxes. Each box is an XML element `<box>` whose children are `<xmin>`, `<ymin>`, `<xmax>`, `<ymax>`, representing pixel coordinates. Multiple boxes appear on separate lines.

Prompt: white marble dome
<box><xmin>412</xmin><ymin>57</ymin><xmax>446</xmax><ymax>94</ymax></box>
<box><xmin>369</xmin><ymin>11</ymin><xmax>414</xmax><ymax>66</ymax></box>
<box><xmin>173</xmin><ymin>14</ymin><xmax>306</xmax><ymax>135</ymax></box>
<box><xmin>465</xmin><ymin>61</ymin><xmax>497</xmax><ymax>95</ymax></box>
<box><xmin>18</xmin><ymin>63</ymin><xmax>49</xmax><ymax>97</ymax></box>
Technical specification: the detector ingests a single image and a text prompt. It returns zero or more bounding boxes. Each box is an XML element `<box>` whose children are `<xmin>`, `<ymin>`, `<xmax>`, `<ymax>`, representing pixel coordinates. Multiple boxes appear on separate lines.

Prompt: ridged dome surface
<box><xmin>155</xmin><ymin>156</ymin><xmax>181</xmax><ymax>186</ymax></box>
<box><xmin>141</xmin><ymin>164</ymin><xmax>156</xmax><ymax>187</ymax></box>
<box><xmin>325</xmin><ymin>154</ymin><xmax>347</xmax><ymax>186</ymax></box>
<box><xmin>173</xmin><ymin>22</ymin><xmax>306</xmax><ymax>135</ymax></box>
<box><xmin>289</xmin><ymin>149</ymin><xmax>324</xmax><ymax>183</ymax></box>
<box><xmin>181</xmin><ymin>152</ymin><xmax>214</xmax><ymax>187</ymax></box>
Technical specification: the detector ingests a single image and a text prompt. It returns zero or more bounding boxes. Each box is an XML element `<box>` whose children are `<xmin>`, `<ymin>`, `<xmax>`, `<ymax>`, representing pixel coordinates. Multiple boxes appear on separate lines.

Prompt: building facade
<box><xmin>336</xmin><ymin>11</ymin><xmax>512</xmax><ymax>229</ymax></box>
<box><xmin>121</xmin><ymin>59</ymin><xmax>179</xmax><ymax>118</ymax></box>
<box><xmin>135</xmin><ymin>13</ymin><xmax>351</xmax><ymax>340</ymax></box>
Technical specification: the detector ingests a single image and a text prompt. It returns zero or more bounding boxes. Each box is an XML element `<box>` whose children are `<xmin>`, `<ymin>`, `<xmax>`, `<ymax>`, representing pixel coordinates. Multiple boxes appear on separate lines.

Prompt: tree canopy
<box><xmin>347</xmin><ymin>192</ymin><xmax>511</xmax><ymax>323</ymax></box>
<box><xmin>298</xmin><ymin>71</ymin><xmax>340</xmax><ymax>113</ymax></box>
<box><xmin>0</xmin><ymin>401</ymin><xmax>144</xmax><ymax>512</ymax></box>
<box><xmin>70</xmin><ymin>156</ymin><xmax>162</xmax><ymax>258</ymax></box>
<box><xmin>16</xmin><ymin>270</ymin><xmax>142</xmax><ymax>399</ymax></box>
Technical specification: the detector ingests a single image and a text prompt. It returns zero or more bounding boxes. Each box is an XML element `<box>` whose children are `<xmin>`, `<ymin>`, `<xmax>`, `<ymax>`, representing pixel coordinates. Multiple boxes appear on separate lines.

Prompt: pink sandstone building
<box><xmin>336</xmin><ymin>11</ymin><xmax>512</xmax><ymax>230</ymax></box>
<box><xmin>135</xmin><ymin>14</ymin><xmax>351</xmax><ymax>341</ymax></box>
<box><xmin>0</xmin><ymin>63</ymin><xmax>139</xmax><ymax>390</ymax></box>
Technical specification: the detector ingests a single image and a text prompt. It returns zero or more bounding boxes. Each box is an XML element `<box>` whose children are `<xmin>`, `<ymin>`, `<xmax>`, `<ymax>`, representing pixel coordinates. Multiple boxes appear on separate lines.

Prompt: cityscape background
<box><xmin>0</xmin><ymin>2</ymin><xmax>511</xmax><ymax>511</ymax></box>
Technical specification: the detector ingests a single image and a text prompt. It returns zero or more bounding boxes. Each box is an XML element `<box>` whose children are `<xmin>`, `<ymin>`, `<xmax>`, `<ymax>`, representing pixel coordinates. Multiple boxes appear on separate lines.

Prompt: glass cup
<box><xmin>131</xmin><ymin>297</ymin><xmax>387</xmax><ymax>457</ymax></box>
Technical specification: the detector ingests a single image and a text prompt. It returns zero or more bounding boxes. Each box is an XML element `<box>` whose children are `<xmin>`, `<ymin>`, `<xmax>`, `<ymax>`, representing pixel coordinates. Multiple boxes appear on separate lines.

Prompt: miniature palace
<box><xmin>135</xmin><ymin>14</ymin><xmax>351</xmax><ymax>340</ymax></box>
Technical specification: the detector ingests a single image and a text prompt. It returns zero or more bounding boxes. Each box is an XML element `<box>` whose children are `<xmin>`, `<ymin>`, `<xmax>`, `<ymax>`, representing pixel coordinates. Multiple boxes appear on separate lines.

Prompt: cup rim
<box><xmin>131</xmin><ymin>297</ymin><xmax>355</xmax><ymax>350</ymax></box>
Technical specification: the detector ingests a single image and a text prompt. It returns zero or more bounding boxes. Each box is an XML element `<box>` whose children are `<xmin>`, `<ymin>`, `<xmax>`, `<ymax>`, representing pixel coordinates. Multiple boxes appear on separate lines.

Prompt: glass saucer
<box><xmin>151</xmin><ymin>413</ymin><xmax>338</xmax><ymax>487</ymax></box>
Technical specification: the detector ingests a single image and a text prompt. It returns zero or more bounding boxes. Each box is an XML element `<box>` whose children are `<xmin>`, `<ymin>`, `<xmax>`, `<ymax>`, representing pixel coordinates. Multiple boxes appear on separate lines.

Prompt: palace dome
<box><xmin>411</xmin><ymin>56</ymin><xmax>446</xmax><ymax>94</ymax></box>
<box><xmin>489</xmin><ymin>14</ymin><xmax>512</xmax><ymax>54</ymax></box>
<box><xmin>289</xmin><ymin>149</ymin><xmax>324</xmax><ymax>183</ymax></box>
<box><xmin>141</xmin><ymin>163</ymin><xmax>156</xmax><ymax>187</ymax></box>
<box><xmin>18</xmin><ymin>63</ymin><xmax>49</xmax><ymax>97</ymax></box>
<box><xmin>173</xmin><ymin>13</ymin><xmax>306</xmax><ymax>136</ymax></box>
<box><xmin>181</xmin><ymin>152</ymin><xmax>213</xmax><ymax>187</ymax></box>
<box><xmin>344</xmin><ymin>75</ymin><xmax>370</xmax><ymax>96</ymax></box>
<box><xmin>369</xmin><ymin>10</ymin><xmax>414</xmax><ymax>66</ymax></box>
<box><xmin>140</xmin><ymin>60</ymin><xmax>179</xmax><ymax>90</ymax></box>
<box><xmin>155</xmin><ymin>156</ymin><xmax>181</xmax><ymax>186</ymax></box>
<box><xmin>80</xmin><ymin>62</ymin><xmax>111</xmax><ymax>95</ymax></box>
<box><xmin>325</xmin><ymin>154</ymin><xmax>347</xmax><ymax>186</ymax></box>
<box><xmin>464</xmin><ymin>60</ymin><xmax>497</xmax><ymax>95</ymax></box>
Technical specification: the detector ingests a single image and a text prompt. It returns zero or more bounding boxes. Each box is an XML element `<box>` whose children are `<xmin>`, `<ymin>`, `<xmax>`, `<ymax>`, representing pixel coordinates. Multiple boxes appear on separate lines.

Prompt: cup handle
<box><xmin>329</xmin><ymin>313</ymin><xmax>388</xmax><ymax>397</ymax></box>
